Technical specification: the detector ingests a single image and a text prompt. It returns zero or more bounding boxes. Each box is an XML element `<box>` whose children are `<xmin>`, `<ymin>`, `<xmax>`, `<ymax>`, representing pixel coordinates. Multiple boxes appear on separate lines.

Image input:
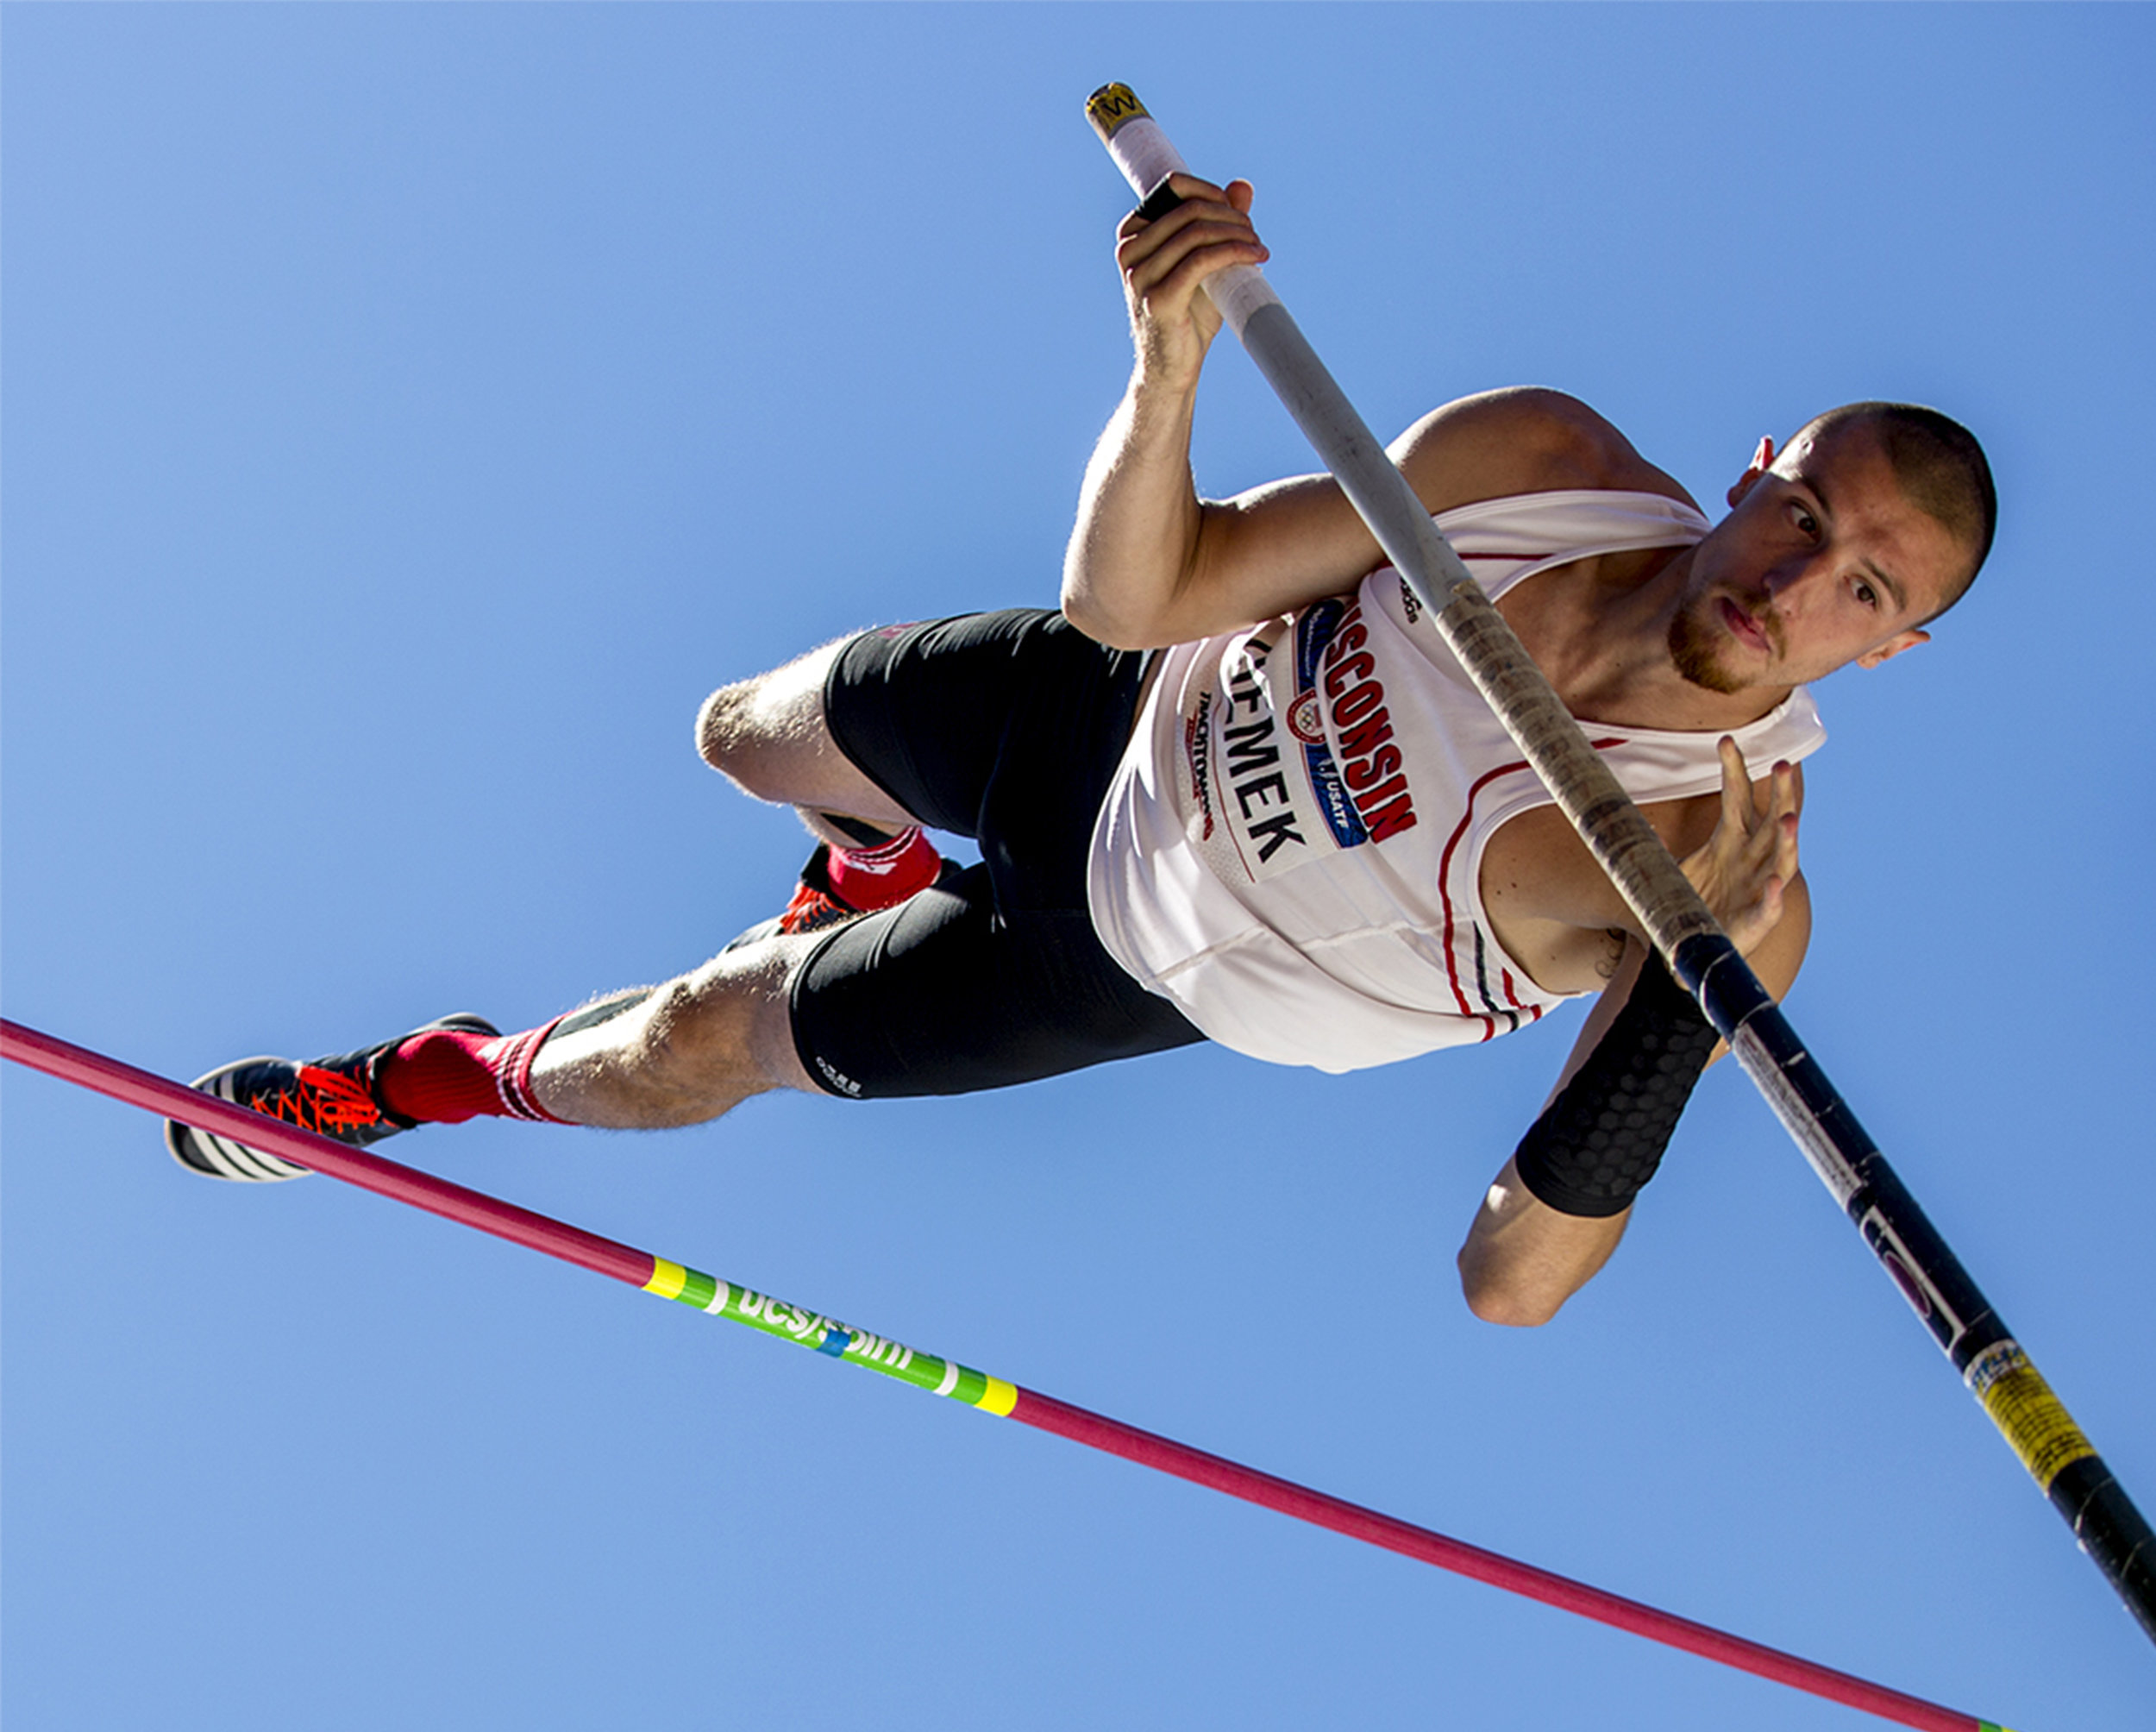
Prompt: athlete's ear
<box><xmin>1856</xmin><ymin>628</ymin><xmax>1930</xmax><ymax>669</ymax></box>
<box><xmin>1727</xmin><ymin>436</ymin><xmax>1777</xmax><ymax>507</ymax></box>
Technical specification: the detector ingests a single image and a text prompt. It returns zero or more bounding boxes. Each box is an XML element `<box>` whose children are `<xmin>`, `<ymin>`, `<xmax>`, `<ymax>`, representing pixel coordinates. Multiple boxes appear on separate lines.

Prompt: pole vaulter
<box><xmin>1082</xmin><ymin>82</ymin><xmax>2153</xmax><ymax>1647</ymax></box>
<box><xmin>2</xmin><ymin>85</ymin><xmax>2141</xmax><ymax>1732</ymax></box>
<box><xmin>1</xmin><ymin>1016</ymin><xmax>2015</xmax><ymax>1732</ymax></box>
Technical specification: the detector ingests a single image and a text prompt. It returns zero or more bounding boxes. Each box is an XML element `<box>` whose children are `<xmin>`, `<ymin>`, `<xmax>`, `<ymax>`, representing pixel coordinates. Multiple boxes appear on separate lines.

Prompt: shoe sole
<box><xmin>165</xmin><ymin>1058</ymin><xmax>319</xmax><ymax>1182</ymax></box>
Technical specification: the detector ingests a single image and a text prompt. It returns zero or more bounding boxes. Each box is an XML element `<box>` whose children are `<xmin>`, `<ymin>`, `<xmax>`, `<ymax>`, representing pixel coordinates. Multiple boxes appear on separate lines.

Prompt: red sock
<box><xmin>377</xmin><ymin>1019</ymin><xmax>571</xmax><ymax>1126</ymax></box>
<box><xmin>823</xmin><ymin>825</ymin><xmax>941</xmax><ymax>911</ymax></box>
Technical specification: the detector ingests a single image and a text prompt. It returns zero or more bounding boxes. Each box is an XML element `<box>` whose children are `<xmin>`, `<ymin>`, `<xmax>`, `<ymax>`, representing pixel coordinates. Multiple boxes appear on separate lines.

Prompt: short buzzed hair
<box><xmin>1796</xmin><ymin>402</ymin><xmax>1996</xmax><ymax>617</ymax></box>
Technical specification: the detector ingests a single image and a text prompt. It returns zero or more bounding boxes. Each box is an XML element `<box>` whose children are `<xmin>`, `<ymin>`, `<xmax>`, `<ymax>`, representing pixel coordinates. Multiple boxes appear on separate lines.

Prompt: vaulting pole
<box><xmin>3</xmin><ymin>1015</ymin><xmax>2008</xmax><ymax>1731</ymax></box>
<box><xmin>1083</xmin><ymin>81</ymin><xmax>2153</xmax><ymax>1645</ymax></box>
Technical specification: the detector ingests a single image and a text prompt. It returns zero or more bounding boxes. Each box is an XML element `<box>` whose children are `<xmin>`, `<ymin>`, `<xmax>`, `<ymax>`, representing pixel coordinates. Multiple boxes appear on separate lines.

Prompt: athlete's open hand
<box><xmin>1116</xmin><ymin>173</ymin><xmax>1268</xmax><ymax>391</ymax></box>
<box><xmin>1680</xmin><ymin>737</ymin><xmax>1801</xmax><ymax>957</ymax></box>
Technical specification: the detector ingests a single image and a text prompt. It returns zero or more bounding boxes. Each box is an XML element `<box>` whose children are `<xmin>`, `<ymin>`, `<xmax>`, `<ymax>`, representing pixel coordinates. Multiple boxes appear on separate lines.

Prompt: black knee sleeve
<box><xmin>1512</xmin><ymin>952</ymin><xmax>1719</xmax><ymax>1218</ymax></box>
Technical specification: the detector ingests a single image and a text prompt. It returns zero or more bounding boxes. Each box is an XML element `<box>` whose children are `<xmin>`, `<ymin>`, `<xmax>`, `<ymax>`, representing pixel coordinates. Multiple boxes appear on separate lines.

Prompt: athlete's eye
<box><xmin>1854</xmin><ymin>580</ymin><xmax>1878</xmax><ymax>607</ymax></box>
<box><xmin>1789</xmin><ymin>504</ymin><xmax>1820</xmax><ymax>539</ymax></box>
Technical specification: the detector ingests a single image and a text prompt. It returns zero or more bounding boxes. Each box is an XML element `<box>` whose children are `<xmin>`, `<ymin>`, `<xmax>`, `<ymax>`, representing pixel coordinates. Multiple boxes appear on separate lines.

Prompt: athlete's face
<box><xmin>1669</xmin><ymin>424</ymin><xmax>1969</xmax><ymax>695</ymax></box>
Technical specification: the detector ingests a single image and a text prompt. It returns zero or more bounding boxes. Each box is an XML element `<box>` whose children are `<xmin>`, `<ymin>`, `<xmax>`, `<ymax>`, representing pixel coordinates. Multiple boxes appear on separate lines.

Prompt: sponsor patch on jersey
<box><xmin>1292</xmin><ymin>599</ymin><xmax>1369</xmax><ymax>850</ymax></box>
<box><xmin>1181</xmin><ymin>688</ymin><xmax>1217</xmax><ymax>840</ymax></box>
<box><xmin>1319</xmin><ymin>598</ymin><xmax>1420</xmax><ymax>843</ymax></box>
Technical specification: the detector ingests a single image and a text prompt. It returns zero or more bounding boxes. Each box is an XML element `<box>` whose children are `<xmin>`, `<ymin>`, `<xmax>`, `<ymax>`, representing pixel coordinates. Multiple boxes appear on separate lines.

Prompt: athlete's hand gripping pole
<box><xmin>1084</xmin><ymin>82</ymin><xmax>2153</xmax><ymax>1644</ymax></box>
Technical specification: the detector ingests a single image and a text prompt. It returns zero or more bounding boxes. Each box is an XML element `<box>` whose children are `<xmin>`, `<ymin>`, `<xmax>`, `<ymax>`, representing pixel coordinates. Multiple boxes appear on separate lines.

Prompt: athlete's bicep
<box><xmin>1176</xmin><ymin>471</ymin><xmax>1388</xmax><ymax>631</ymax></box>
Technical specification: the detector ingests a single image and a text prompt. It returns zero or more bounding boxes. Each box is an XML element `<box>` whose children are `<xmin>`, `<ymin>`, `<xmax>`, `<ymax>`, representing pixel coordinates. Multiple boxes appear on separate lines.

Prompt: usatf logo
<box><xmin>1319</xmin><ymin>599</ymin><xmax>1419</xmax><ymax>842</ymax></box>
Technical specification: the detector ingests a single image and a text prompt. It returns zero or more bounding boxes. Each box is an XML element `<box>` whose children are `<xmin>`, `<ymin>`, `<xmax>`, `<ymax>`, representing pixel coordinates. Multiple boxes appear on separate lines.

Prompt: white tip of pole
<box><xmin>1085</xmin><ymin>82</ymin><xmax>1188</xmax><ymax>198</ymax></box>
<box><xmin>1083</xmin><ymin>85</ymin><xmax>1279</xmax><ymax>340</ymax></box>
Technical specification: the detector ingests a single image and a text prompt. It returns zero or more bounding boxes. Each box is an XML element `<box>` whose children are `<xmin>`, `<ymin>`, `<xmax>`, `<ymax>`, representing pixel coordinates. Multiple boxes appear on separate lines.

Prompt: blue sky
<box><xmin>5</xmin><ymin>7</ymin><xmax>2151</xmax><ymax>1729</ymax></box>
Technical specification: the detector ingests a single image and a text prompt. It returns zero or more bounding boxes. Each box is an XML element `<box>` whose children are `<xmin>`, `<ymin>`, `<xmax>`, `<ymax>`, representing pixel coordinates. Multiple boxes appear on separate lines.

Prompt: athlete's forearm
<box><xmin>1060</xmin><ymin>367</ymin><xmax>1212</xmax><ymax>650</ymax></box>
<box><xmin>1454</xmin><ymin>946</ymin><xmax>1716</xmax><ymax>1327</ymax></box>
<box><xmin>1063</xmin><ymin>174</ymin><xmax>1280</xmax><ymax>650</ymax></box>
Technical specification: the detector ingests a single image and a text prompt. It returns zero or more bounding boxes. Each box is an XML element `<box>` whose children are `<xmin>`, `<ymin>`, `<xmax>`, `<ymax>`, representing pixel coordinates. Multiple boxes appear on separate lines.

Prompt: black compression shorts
<box><xmin>789</xmin><ymin>609</ymin><xmax>1205</xmax><ymax>1100</ymax></box>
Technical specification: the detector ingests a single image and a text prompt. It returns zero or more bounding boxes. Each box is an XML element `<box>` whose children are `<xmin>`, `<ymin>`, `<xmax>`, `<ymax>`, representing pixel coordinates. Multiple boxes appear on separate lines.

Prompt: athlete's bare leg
<box><xmin>526</xmin><ymin>935</ymin><xmax>823</xmax><ymax>1128</ymax></box>
<box><xmin>528</xmin><ymin>639</ymin><xmax>920</xmax><ymax>1130</ymax></box>
<box><xmin>160</xmin><ymin>637</ymin><xmax>933</xmax><ymax>1171</ymax></box>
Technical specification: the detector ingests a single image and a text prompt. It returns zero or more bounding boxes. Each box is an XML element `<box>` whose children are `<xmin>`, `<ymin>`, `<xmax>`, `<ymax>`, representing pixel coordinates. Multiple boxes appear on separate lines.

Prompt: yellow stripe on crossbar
<box><xmin>643</xmin><ymin>1258</ymin><xmax>688</xmax><ymax>1301</ymax></box>
<box><xmin>975</xmin><ymin>1377</ymin><xmax>1017</xmax><ymax>1416</ymax></box>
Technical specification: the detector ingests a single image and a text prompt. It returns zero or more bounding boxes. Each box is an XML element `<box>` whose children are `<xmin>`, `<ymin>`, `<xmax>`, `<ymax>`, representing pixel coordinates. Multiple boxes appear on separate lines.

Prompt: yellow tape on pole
<box><xmin>1965</xmin><ymin>1343</ymin><xmax>2098</xmax><ymax>1488</ymax></box>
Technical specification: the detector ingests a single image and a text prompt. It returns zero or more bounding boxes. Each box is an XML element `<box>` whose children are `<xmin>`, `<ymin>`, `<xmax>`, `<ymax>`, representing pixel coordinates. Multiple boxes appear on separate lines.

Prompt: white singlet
<box><xmin>1084</xmin><ymin>489</ymin><xmax>1827</xmax><ymax>1072</ymax></box>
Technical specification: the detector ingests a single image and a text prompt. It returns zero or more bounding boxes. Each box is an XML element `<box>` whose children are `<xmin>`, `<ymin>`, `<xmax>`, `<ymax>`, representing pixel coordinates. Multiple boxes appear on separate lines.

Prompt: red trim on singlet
<box><xmin>1435</xmin><ymin>737</ymin><xmax>1624</xmax><ymax>1039</ymax></box>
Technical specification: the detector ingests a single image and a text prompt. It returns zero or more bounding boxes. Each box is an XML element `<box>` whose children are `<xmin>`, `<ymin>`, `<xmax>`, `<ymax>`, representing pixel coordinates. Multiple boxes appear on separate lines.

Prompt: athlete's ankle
<box><xmin>377</xmin><ymin>1018</ymin><xmax>572</xmax><ymax>1126</ymax></box>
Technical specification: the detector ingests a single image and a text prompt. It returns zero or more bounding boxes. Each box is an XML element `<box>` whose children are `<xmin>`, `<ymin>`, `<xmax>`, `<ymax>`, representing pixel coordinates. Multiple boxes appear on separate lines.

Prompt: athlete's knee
<box><xmin>695</xmin><ymin>680</ymin><xmax>755</xmax><ymax>775</ymax></box>
<box><xmin>695</xmin><ymin>676</ymin><xmax>801</xmax><ymax>798</ymax></box>
<box><xmin>694</xmin><ymin>645</ymin><xmax>844</xmax><ymax>799</ymax></box>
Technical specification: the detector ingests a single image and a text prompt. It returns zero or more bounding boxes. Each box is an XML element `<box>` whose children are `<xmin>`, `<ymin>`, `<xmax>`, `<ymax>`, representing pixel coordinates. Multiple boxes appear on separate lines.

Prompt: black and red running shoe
<box><xmin>165</xmin><ymin>1013</ymin><xmax>499</xmax><ymax>1182</ymax></box>
<box><xmin>723</xmin><ymin>845</ymin><xmax>870</xmax><ymax>953</ymax></box>
<box><xmin>773</xmin><ymin>864</ymin><xmax>862</xmax><ymax>938</ymax></box>
<box><xmin>723</xmin><ymin>844</ymin><xmax>958</xmax><ymax>954</ymax></box>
